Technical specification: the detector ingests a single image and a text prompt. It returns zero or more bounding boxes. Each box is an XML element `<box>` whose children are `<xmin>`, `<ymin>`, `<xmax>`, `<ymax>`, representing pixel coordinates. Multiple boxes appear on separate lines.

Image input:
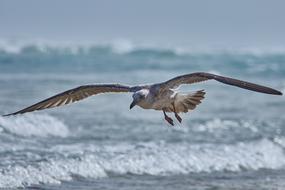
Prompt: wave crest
<box><xmin>0</xmin><ymin>139</ymin><xmax>284</xmax><ymax>188</ymax></box>
<box><xmin>0</xmin><ymin>114</ymin><xmax>69</xmax><ymax>137</ymax></box>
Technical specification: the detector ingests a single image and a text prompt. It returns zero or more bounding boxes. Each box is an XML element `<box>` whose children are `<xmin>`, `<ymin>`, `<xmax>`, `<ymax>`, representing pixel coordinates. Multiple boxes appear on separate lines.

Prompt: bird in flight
<box><xmin>3</xmin><ymin>72</ymin><xmax>282</xmax><ymax>125</ymax></box>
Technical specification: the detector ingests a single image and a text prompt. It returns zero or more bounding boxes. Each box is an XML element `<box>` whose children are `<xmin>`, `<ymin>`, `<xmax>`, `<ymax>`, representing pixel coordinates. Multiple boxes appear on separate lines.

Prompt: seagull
<box><xmin>3</xmin><ymin>72</ymin><xmax>282</xmax><ymax>125</ymax></box>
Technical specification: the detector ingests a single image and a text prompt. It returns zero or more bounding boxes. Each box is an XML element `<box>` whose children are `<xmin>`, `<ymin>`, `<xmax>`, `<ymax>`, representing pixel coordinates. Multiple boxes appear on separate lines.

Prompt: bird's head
<box><xmin>130</xmin><ymin>89</ymin><xmax>149</xmax><ymax>109</ymax></box>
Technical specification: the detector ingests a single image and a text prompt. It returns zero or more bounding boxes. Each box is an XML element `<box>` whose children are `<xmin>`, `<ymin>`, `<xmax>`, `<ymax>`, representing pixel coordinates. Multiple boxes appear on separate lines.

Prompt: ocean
<box><xmin>0</xmin><ymin>41</ymin><xmax>284</xmax><ymax>189</ymax></box>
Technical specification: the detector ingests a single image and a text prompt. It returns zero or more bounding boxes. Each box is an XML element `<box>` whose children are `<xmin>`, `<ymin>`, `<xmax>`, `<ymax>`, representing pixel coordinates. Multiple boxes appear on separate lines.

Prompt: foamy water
<box><xmin>0</xmin><ymin>114</ymin><xmax>69</xmax><ymax>137</ymax></box>
<box><xmin>0</xmin><ymin>136</ymin><xmax>284</xmax><ymax>188</ymax></box>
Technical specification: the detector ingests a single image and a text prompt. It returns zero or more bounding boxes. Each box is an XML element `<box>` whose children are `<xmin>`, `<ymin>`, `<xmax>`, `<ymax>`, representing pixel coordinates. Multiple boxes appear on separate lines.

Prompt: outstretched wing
<box><xmin>3</xmin><ymin>84</ymin><xmax>132</xmax><ymax>116</ymax></box>
<box><xmin>160</xmin><ymin>72</ymin><xmax>282</xmax><ymax>95</ymax></box>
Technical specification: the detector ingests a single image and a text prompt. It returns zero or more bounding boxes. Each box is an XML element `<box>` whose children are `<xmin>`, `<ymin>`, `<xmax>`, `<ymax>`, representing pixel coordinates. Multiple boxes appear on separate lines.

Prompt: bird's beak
<box><xmin>130</xmin><ymin>100</ymin><xmax>137</xmax><ymax>109</ymax></box>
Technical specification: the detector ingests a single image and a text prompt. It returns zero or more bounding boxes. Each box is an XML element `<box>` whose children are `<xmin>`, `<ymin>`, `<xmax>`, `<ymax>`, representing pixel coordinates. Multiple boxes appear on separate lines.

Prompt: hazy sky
<box><xmin>1</xmin><ymin>0</ymin><xmax>285</xmax><ymax>49</ymax></box>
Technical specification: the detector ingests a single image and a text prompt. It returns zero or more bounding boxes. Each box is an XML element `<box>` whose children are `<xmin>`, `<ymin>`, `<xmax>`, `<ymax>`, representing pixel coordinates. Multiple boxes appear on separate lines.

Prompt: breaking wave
<box><xmin>0</xmin><ymin>114</ymin><xmax>69</xmax><ymax>137</ymax></box>
<box><xmin>0</xmin><ymin>139</ymin><xmax>284</xmax><ymax>188</ymax></box>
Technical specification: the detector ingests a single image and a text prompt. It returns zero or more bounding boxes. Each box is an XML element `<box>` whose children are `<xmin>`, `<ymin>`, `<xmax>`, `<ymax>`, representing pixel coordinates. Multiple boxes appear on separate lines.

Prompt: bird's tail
<box><xmin>174</xmin><ymin>90</ymin><xmax>206</xmax><ymax>113</ymax></box>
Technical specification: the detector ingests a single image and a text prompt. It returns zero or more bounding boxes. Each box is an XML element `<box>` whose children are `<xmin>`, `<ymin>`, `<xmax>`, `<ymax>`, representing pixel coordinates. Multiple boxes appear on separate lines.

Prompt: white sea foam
<box><xmin>111</xmin><ymin>39</ymin><xmax>135</xmax><ymax>54</ymax></box>
<box><xmin>0</xmin><ymin>114</ymin><xmax>69</xmax><ymax>137</ymax></box>
<box><xmin>99</xmin><ymin>139</ymin><xmax>285</xmax><ymax>174</ymax></box>
<box><xmin>195</xmin><ymin>118</ymin><xmax>259</xmax><ymax>133</ymax></box>
<box><xmin>0</xmin><ymin>139</ymin><xmax>284</xmax><ymax>188</ymax></box>
<box><xmin>0</xmin><ymin>156</ymin><xmax>106</xmax><ymax>188</ymax></box>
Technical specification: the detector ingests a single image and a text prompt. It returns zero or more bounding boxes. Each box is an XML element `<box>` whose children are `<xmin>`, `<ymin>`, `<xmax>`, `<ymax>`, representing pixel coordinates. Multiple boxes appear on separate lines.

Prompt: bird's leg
<box><xmin>172</xmin><ymin>103</ymin><xmax>182</xmax><ymax>123</ymax></box>
<box><xmin>163</xmin><ymin>110</ymin><xmax>174</xmax><ymax>126</ymax></box>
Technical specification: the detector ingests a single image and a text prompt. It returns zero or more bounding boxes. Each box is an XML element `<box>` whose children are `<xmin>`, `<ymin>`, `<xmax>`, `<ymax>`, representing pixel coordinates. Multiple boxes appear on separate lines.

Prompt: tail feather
<box><xmin>174</xmin><ymin>90</ymin><xmax>206</xmax><ymax>113</ymax></box>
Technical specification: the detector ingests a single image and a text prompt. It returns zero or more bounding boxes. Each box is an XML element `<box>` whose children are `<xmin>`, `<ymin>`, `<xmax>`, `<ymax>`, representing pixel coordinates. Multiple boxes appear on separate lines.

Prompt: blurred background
<box><xmin>1</xmin><ymin>0</ymin><xmax>285</xmax><ymax>49</ymax></box>
<box><xmin>0</xmin><ymin>0</ymin><xmax>285</xmax><ymax>189</ymax></box>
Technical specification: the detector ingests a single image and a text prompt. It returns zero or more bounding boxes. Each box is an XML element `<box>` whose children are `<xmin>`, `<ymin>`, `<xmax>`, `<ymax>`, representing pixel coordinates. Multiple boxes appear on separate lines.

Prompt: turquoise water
<box><xmin>0</xmin><ymin>43</ymin><xmax>284</xmax><ymax>189</ymax></box>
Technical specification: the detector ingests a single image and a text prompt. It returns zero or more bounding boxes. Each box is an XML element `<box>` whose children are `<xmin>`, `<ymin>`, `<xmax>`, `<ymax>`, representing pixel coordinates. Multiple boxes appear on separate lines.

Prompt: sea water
<box><xmin>0</xmin><ymin>41</ymin><xmax>284</xmax><ymax>189</ymax></box>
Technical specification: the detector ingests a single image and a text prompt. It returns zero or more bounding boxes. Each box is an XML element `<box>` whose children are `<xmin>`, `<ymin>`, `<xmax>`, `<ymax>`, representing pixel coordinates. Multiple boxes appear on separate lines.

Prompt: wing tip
<box><xmin>260</xmin><ymin>89</ymin><xmax>282</xmax><ymax>96</ymax></box>
<box><xmin>268</xmin><ymin>88</ymin><xmax>283</xmax><ymax>96</ymax></box>
<box><xmin>275</xmin><ymin>90</ymin><xmax>283</xmax><ymax>96</ymax></box>
<box><xmin>2</xmin><ymin>111</ymin><xmax>23</xmax><ymax>117</ymax></box>
<box><xmin>2</xmin><ymin>113</ymin><xmax>17</xmax><ymax>117</ymax></box>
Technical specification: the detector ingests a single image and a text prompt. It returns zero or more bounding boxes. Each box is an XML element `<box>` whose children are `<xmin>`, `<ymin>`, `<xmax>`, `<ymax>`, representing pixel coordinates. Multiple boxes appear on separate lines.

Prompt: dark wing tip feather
<box><xmin>212</xmin><ymin>74</ymin><xmax>283</xmax><ymax>96</ymax></box>
<box><xmin>2</xmin><ymin>110</ymin><xmax>23</xmax><ymax>116</ymax></box>
<box><xmin>2</xmin><ymin>113</ymin><xmax>13</xmax><ymax>117</ymax></box>
<box><xmin>275</xmin><ymin>91</ymin><xmax>283</xmax><ymax>96</ymax></box>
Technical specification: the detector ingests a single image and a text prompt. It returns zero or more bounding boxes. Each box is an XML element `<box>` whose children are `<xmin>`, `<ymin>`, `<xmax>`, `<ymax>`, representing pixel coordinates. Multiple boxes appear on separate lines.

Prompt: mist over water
<box><xmin>0</xmin><ymin>42</ymin><xmax>284</xmax><ymax>189</ymax></box>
